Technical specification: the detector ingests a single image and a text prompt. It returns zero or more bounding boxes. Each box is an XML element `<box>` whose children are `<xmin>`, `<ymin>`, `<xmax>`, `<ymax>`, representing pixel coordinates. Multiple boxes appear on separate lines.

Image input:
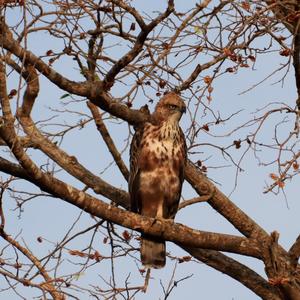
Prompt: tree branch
<box><xmin>106</xmin><ymin>0</ymin><xmax>147</xmax><ymax>30</ymax></box>
<box><xmin>0</xmin><ymin>120</ymin><xmax>263</xmax><ymax>258</ymax></box>
<box><xmin>0</xmin><ymin>156</ymin><xmax>32</xmax><ymax>181</ymax></box>
<box><xmin>1</xmin><ymin>17</ymin><xmax>272</xmax><ymax>244</ymax></box>
<box><xmin>0</xmin><ymin>228</ymin><xmax>64</xmax><ymax>300</ymax></box>
<box><xmin>178</xmin><ymin>187</ymin><xmax>215</xmax><ymax>210</ymax></box>
<box><xmin>293</xmin><ymin>19</ymin><xmax>300</xmax><ymax>109</ymax></box>
<box><xmin>17</xmin><ymin>111</ymin><xmax>129</xmax><ymax>208</ymax></box>
<box><xmin>184</xmin><ymin>247</ymin><xmax>281</xmax><ymax>300</ymax></box>
<box><xmin>263</xmin><ymin>0</ymin><xmax>296</xmax><ymax>34</ymax></box>
<box><xmin>0</xmin><ymin>17</ymin><xmax>148</xmax><ymax>127</ymax></box>
<box><xmin>264</xmin><ymin>232</ymin><xmax>300</xmax><ymax>300</ymax></box>
<box><xmin>289</xmin><ymin>234</ymin><xmax>300</xmax><ymax>268</ymax></box>
<box><xmin>102</xmin><ymin>0</ymin><xmax>174</xmax><ymax>90</ymax></box>
<box><xmin>21</xmin><ymin>63</ymin><xmax>39</xmax><ymax>117</ymax></box>
<box><xmin>87</xmin><ymin>101</ymin><xmax>129</xmax><ymax>181</ymax></box>
<box><xmin>185</xmin><ymin>161</ymin><xmax>269</xmax><ymax>240</ymax></box>
<box><xmin>0</xmin><ymin>53</ymin><xmax>64</xmax><ymax>300</ymax></box>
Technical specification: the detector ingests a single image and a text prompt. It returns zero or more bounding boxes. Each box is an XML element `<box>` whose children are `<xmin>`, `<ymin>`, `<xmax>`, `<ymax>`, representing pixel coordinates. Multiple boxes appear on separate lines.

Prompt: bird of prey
<box><xmin>129</xmin><ymin>92</ymin><xmax>187</xmax><ymax>268</ymax></box>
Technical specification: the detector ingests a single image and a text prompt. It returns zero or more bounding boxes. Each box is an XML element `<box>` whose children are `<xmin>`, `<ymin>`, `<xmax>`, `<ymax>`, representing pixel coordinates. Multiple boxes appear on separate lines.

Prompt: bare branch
<box><xmin>17</xmin><ymin>111</ymin><xmax>129</xmax><ymax>208</ymax></box>
<box><xmin>185</xmin><ymin>247</ymin><xmax>281</xmax><ymax>300</ymax></box>
<box><xmin>2</xmin><ymin>2</ymin><xmax>300</xmax><ymax>298</ymax></box>
<box><xmin>0</xmin><ymin>17</ymin><xmax>89</xmax><ymax>97</ymax></box>
<box><xmin>102</xmin><ymin>0</ymin><xmax>175</xmax><ymax>90</ymax></box>
<box><xmin>0</xmin><ymin>229</ymin><xmax>65</xmax><ymax>300</ymax></box>
<box><xmin>107</xmin><ymin>0</ymin><xmax>147</xmax><ymax>30</ymax></box>
<box><xmin>293</xmin><ymin>20</ymin><xmax>300</xmax><ymax>109</ymax></box>
<box><xmin>0</xmin><ymin>156</ymin><xmax>32</xmax><ymax>181</ymax></box>
<box><xmin>0</xmin><ymin>54</ymin><xmax>64</xmax><ymax>300</ymax></box>
<box><xmin>178</xmin><ymin>187</ymin><xmax>215</xmax><ymax>210</ymax></box>
<box><xmin>0</xmin><ymin>121</ymin><xmax>262</xmax><ymax>258</ymax></box>
<box><xmin>185</xmin><ymin>161</ymin><xmax>269</xmax><ymax>239</ymax></box>
<box><xmin>87</xmin><ymin>101</ymin><xmax>129</xmax><ymax>181</ymax></box>
<box><xmin>21</xmin><ymin>63</ymin><xmax>39</xmax><ymax>117</ymax></box>
<box><xmin>264</xmin><ymin>232</ymin><xmax>300</xmax><ymax>300</ymax></box>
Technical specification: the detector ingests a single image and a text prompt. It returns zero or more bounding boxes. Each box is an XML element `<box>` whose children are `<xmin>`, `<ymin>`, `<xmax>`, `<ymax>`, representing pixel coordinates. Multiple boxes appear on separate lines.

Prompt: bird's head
<box><xmin>153</xmin><ymin>92</ymin><xmax>186</xmax><ymax>123</ymax></box>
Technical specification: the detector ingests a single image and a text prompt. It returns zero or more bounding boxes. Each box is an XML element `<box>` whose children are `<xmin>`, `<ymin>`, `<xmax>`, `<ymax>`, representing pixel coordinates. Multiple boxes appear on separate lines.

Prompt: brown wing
<box><xmin>178</xmin><ymin>127</ymin><xmax>187</xmax><ymax>186</ymax></box>
<box><xmin>129</xmin><ymin>122</ymin><xmax>186</xmax><ymax>269</ymax></box>
<box><xmin>128</xmin><ymin>125</ymin><xmax>144</xmax><ymax>213</ymax></box>
<box><xmin>167</xmin><ymin>127</ymin><xmax>187</xmax><ymax>219</ymax></box>
<box><xmin>129</xmin><ymin>125</ymin><xmax>167</xmax><ymax>268</ymax></box>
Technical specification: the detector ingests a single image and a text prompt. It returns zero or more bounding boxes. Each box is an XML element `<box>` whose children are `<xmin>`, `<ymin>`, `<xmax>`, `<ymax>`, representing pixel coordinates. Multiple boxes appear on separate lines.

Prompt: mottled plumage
<box><xmin>129</xmin><ymin>92</ymin><xmax>187</xmax><ymax>268</ymax></box>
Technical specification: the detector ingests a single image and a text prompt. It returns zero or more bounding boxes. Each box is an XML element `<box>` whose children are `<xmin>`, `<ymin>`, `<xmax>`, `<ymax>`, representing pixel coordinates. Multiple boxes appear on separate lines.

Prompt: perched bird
<box><xmin>129</xmin><ymin>92</ymin><xmax>187</xmax><ymax>268</ymax></box>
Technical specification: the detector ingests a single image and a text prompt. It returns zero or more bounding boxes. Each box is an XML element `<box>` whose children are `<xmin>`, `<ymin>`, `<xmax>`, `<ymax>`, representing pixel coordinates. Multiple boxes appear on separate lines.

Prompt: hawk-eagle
<box><xmin>129</xmin><ymin>92</ymin><xmax>187</xmax><ymax>268</ymax></box>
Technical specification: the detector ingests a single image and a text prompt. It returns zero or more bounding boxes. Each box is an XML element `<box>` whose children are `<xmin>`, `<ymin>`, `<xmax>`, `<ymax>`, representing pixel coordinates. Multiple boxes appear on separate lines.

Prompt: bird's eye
<box><xmin>168</xmin><ymin>104</ymin><xmax>177</xmax><ymax>110</ymax></box>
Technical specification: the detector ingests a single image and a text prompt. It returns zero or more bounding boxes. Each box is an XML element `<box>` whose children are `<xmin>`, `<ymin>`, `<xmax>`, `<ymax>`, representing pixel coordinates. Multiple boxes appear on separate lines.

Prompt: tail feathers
<box><xmin>140</xmin><ymin>234</ymin><xmax>166</xmax><ymax>269</ymax></box>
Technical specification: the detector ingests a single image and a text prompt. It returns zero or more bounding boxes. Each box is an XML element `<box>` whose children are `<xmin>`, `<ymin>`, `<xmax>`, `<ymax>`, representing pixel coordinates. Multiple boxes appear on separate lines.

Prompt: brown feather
<box><xmin>140</xmin><ymin>235</ymin><xmax>165</xmax><ymax>269</ymax></box>
<box><xmin>129</xmin><ymin>92</ymin><xmax>187</xmax><ymax>268</ymax></box>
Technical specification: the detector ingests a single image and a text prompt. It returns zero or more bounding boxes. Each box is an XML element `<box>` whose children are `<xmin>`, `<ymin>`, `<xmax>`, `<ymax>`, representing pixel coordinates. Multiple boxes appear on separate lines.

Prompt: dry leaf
<box><xmin>204</xmin><ymin>76</ymin><xmax>212</xmax><ymax>84</ymax></box>
<box><xmin>277</xmin><ymin>181</ymin><xmax>285</xmax><ymax>188</ymax></box>
<box><xmin>269</xmin><ymin>173</ymin><xmax>278</xmax><ymax>180</ymax></box>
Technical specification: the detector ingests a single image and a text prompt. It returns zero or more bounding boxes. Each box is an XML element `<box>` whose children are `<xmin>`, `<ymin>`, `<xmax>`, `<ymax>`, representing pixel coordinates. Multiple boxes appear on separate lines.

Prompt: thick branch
<box><xmin>21</xmin><ymin>64</ymin><xmax>39</xmax><ymax>116</ymax></box>
<box><xmin>1</xmin><ymin>19</ymin><xmax>271</xmax><ymax>242</ymax></box>
<box><xmin>0</xmin><ymin>52</ymin><xmax>63</xmax><ymax>300</ymax></box>
<box><xmin>293</xmin><ymin>19</ymin><xmax>300</xmax><ymax>109</ymax></box>
<box><xmin>185</xmin><ymin>247</ymin><xmax>281</xmax><ymax>300</ymax></box>
<box><xmin>1</xmin><ymin>17</ymin><xmax>271</xmax><ymax>243</ymax></box>
<box><xmin>185</xmin><ymin>161</ymin><xmax>269</xmax><ymax>240</ymax></box>
<box><xmin>0</xmin><ymin>59</ymin><xmax>12</xmax><ymax>118</ymax></box>
<box><xmin>0</xmin><ymin>122</ymin><xmax>262</xmax><ymax>258</ymax></box>
<box><xmin>264</xmin><ymin>0</ymin><xmax>296</xmax><ymax>34</ymax></box>
<box><xmin>0</xmin><ymin>156</ymin><xmax>32</xmax><ymax>181</ymax></box>
<box><xmin>289</xmin><ymin>234</ymin><xmax>300</xmax><ymax>268</ymax></box>
<box><xmin>0</xmin><ymin>17</ymin><xmax>90</xmax><ymax>97</ymax></box>
<box><xmin>264</xmin><ymin>232</ymin><xmax>300</xmax><ymax>300</ymax></box>
<box><xmin>17</xmin><ymin>111</ymin><xmax>129</xmax><ymax>209</ymax></box>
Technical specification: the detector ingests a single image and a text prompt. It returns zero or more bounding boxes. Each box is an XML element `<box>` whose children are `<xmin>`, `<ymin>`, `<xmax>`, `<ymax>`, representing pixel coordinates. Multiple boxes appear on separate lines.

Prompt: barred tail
<box><xmin>140</xmin><ymin>234</ymin><xmax>166</xmax><ymax>269</ymax></box>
